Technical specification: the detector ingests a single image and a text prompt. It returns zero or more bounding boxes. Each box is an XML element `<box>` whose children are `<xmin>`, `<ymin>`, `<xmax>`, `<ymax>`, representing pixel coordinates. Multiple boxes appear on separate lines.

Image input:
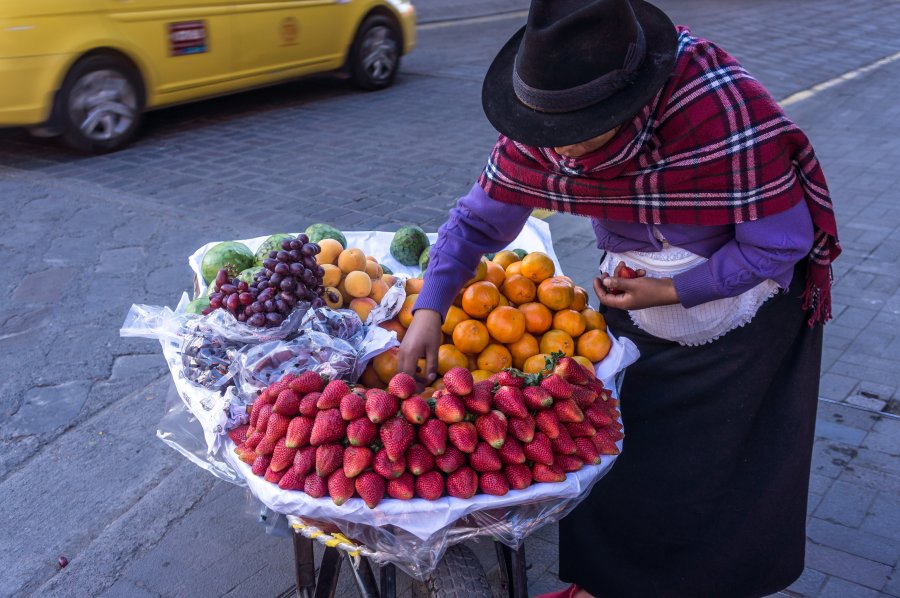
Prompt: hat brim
<box><xmin>482</xmin><ymin>0</ymin><xmax>678</xmax><ymax>148</ymax></box>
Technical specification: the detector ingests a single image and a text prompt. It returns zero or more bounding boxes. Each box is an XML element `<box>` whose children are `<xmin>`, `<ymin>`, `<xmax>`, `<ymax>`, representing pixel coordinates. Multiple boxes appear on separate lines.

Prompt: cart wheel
<box><xmin>411</xmin><ymin>544</ymin><xmax>492</xmax><ymax>598</ymax></box>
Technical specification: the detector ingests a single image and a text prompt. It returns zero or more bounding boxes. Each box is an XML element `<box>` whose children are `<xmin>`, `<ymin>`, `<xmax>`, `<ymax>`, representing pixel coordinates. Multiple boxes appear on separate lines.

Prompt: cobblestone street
<box><xmin>1</xmin><ymin>0</ymin><xmax>899</xmax><ymax>596</ymax></box>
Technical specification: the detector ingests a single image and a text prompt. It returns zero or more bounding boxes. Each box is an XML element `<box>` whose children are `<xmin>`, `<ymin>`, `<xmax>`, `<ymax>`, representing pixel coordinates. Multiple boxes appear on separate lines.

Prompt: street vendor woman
<box><xmin>398</xmin><ymin>0</ymin><xmax>841</xmax><ymax>596</ymax></box>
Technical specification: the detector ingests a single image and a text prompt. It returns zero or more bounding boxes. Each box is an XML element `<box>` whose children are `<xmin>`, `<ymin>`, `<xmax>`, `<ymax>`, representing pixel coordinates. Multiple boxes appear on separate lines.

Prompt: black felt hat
<box><xmin>482</xmin><ymin>0</ymin><xmax>678</xmax><ymax>147</ymax></box>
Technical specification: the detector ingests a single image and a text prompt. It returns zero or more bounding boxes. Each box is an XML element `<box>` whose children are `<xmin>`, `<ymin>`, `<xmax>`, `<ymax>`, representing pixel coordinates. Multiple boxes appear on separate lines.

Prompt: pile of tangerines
<box><xmin>362</xmin><ymin>251</ymin><xmax>610</xmax><ymax>395</ymax></box>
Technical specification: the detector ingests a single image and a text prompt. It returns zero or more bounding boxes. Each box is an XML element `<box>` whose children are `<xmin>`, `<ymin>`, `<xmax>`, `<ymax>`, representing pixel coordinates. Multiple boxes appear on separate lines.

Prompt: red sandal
<box><xmin>533</xmin><ymin>584</ymin><xmax>579</xmax><ymax>598</ymax></box>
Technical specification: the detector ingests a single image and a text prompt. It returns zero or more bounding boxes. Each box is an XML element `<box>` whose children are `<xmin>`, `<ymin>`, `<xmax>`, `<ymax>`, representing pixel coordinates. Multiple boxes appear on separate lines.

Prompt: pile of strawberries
<box><xmin>229</xmin><ymin>355</ymin><xmax>622</xmax><ymax>509</ymax></box>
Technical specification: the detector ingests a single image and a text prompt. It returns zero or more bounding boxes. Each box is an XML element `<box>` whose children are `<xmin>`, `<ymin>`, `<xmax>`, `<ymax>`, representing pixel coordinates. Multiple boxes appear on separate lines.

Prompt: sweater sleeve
<box><xmin>414</xmin><ymin>184</ymin><xmax>532</xmax><ymax>318</ymax></box>
<box><xmin>673</xmin><ymin>201</ymin><xmax>815</xmax><ymax>308</ymax></box>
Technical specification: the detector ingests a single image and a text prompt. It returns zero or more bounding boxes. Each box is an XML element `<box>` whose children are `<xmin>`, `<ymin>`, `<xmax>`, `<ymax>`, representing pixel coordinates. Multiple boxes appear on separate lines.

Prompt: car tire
<box><xmin>349</xmin><ymin>15</ymin><xmax>402</xmax><ymax>91</ymax></box>
<box><xmin>56</xmin><ymin>54</ymin><xmax>144</xmax><ymax>153</ymax></box>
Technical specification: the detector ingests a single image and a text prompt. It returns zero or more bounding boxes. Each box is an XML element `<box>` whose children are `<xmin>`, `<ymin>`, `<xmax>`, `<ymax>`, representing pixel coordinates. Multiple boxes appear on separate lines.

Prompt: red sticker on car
<box><xmin>169</xmin><ymin>21</ymin><xmax>208</xmax><ymax>56</ymax></box>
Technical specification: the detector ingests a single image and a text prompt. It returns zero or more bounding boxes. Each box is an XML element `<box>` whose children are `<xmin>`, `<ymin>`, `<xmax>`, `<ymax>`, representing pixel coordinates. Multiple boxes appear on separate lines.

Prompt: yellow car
<box><xmin>0</xmin><ymin>0</ymin><xmax>416</xmax><ymax>152</ymax></box>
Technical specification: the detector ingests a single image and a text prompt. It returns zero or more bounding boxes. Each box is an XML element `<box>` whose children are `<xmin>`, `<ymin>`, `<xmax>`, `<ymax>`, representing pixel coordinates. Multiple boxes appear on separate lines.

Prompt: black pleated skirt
<box><xmin>559</xmin><ymin>264</ymin><xmax>823</xmax><ymax>598</ymax></box>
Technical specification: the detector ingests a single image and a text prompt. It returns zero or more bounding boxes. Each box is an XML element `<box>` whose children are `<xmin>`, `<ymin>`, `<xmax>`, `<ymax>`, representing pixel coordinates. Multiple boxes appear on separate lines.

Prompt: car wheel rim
<box><xmin>68</xmin><ymin>69</ymin><xmax>138</xmax><ymax>142</ymax></box>
<box><xmin>361</xmin><ymin>26</ymin><xmax>398</xmax><ymax>81</ymax></box>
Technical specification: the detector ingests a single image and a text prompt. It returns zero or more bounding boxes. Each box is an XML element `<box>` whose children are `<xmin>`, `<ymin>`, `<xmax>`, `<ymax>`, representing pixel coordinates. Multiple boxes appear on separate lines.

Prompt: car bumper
<box><xmin>0</xmin><ymin>54</ymin><xmax>70</xmax><ymax>126</ymax></box>
<box><xmin>397</xmin><ymin>2</ymin><xmax>417</xmax><ymax>54</ymax></box>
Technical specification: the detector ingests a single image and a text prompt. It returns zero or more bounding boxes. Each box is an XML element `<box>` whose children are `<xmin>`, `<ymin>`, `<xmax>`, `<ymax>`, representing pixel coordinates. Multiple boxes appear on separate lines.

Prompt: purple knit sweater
<box><xmin>414</xmin><ymin>184</ymin><xmax>814</xmax><ymax>317</ymax></box>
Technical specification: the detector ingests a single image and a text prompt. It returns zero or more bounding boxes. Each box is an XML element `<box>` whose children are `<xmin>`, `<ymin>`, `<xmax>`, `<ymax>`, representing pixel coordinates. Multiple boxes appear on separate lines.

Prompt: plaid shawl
<box><xmin>478</xmin><ymin>27</ymin><xmax>840</xmax><ymax>325</ymax></box>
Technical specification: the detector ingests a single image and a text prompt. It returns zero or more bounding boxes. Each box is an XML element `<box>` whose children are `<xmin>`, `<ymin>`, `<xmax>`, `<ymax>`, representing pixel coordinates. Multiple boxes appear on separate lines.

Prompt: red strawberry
<box><xmin>419</xmin><ymin>419</ymin><xmax>448</xmax><ymax>456</ymax></box>
<box><xmin>318</xmin><ymin>380</ymin><xmax>351</xmax><ymax>410</ymax></box>
<box><xmin>435</xmin><ymin>394</ymin><xmax>466</xmax><ymax>423</ymax></box>
<box><xmin>446</xmin><ymin>467</ymin><xmax>478</xmax><ymax>499</ymax></box>
<box><xmin>493</xmin><ymin>386</ymin><xmax>528</xmax><ymax>419</ymax></box>
<box><xmin>540</xmin><ymin>374</ymin><xmax>574</xmax><ymax>400</ymax></box>
<box><xmin>498</xmin><ymin>436</ymin><xmax>526</xmax><ymax>465</ymax></box>
<box><xmin>575</xmin><ymin>437</ymin><xmax>601</xmax><ymax>465</ymax></box>
<box><xmin>343</xmin><ymin>446</ymin><xmax>373</xmax><ymax>478</ymax></box>
<box><xmin>586</xmin><ymin>406</ymin><xmax>613</xmax><ymax>428</ymax></box>
<box><xmin>366</xmin><ymin>389</ymin><xmax>399</xmax><ymax>424</ymax></box>
<box><xmin>497</xmin><ymin>370</ymin><xmax>524</xmax><ymax>388</ymax></box>
<box><xmin>532</xmin><ymin>463</ymin><xmax>566</xmax><ymax>483</ymax></box>
<box><xmin>293</xmin><ymin>446</ymin><xmax>317</xmax><ymax>476</ymax></box>
<box><xmin>380</xmin><ymin>416</ymin><xmax>415</xmax><ymax>462</ymax></box>
<box><xmin>443</xmin><ymin>367</ymin><xmax>474</xmax><ymax>397</ymax></box>
<box><xmin>415</xmin><ymin>470</ymin><xmax>445</xmax><ymax>500</ymax></box>
<box><xmin>554</xmin><ymin>357</ymin><xmax>591</xmax><ymax>386</ymax></box>
<box><xmin>244</xmin><ymin>430</ymin><xmax>264</xmax><ymax>451</ymax></box>
<box><xmin>524</xmin><ymin>432</ymin><xmax>554</xmax><ymax>465</ymax></box>
<box><xmin>571</xmin><ymin>385</ymin><xmax>598</xmax><ymax>409</ymax></box>
<box><xmin>504</xmin><ymin>464</ymin><xmax>533</xmax><ymax>490</ymax></box>
<box><xmin>289</xmin><ymin>371</ymin><xmax>324</xmax><ymax>394</ymax></box>
<box><xmin>565</xmin><ymin>421</ymin><xmax>597</xmax><ymax>438</ymax></box>
<box><xmin>346</xmin><ymin>417</ymin><xmax>377</xmax><ymax>446</ymax></box>
<box><xmin>270</xmin><ymin>438</ymin><xmax>298</xmax><ymax>472</ymax></box>
<box><xmin>249</xmin><ymin>401</ymin><xmax>265</xmax><ymax>429</ymax></box>
<box><xmin>355</xmin><ymin>471</ymin><xmax>385</xmax><ymax>508</ymax></box>
<box><xmin>479</xmin><ymin>471</ymin><xmax>510</xmax><ymax>496</ymax></box>
<box><xmin>315</xmin><ymin>444</ymin><xmax>344</xmax><ymax>478</ymax></box>
<box><xmin>555</xmin><ymin>454</ymin><xmax>584</xmax><ymax>473</ymax></box>
<box><xmin>328</xmin><ymin>470</ymin><xmax>355</xmax><ymax>506</ymax></box>
<box><xmin>435</xmin><ymin>445</ymin><xmax>465</xmax><ymax>473</ymax></box>
<box><xmin>470</xmin><ymin>442</ymin><xmax>502</xmax><ymax>472</ymax></box>
<box><xmin>264</xmin><ymin>467</ymin><xmax>285</xmax><ymax>484</ymax></box>
<box><xmin>299</xmin><ymin>393</ymin><xmax>320</xmax><ymax>416</ymax></box>
<box><xmin>550</xmin><ymin>426</ymin><xmax>576</xmax><ymax>455</ymax></box>
<box><xmin>254</xmin><ymin>389</ymin><xmax>272</xmax><ymax>408</ymax></box>
<box><xmin>278</xmin><ymin>467</ymin><xmax>305</xmax><ymax>491</ymax></box>
<box><xmin>265</xmin><ymin>412</ymin><xmax>290</xmax><ymax>441</ymax></box>
<box><xmin>448</xmin><ymin>422</ymin><xmax>478</xmax><ymax>454</ymax></box>
<box><xmin>255</xmin><ymin>404</ymin><xmax>274</xmax><ymax>432</ymax></box>
<box><xmin>464</xmin><ymin>385</ymin><xmax>493</xmax><ymax>415</ymax></box>
<box><xmin>265</xmin><ymin>381</ymin><xmax>288</xmax><ymax>401</ymax></box>
<box><xmin>238</xmin><ymin>445</ymin><xmax>257</xmax><ymax>464</ymax></box>
<box><xmin>387</xmin><ymin>472</ymin><xmax>415</xmax><ymax>500</ymax></box>
<box><xmin>310</xmin><ymin>409</ymin><xmax>345</xmax><ymax>446</ymax></box>
<box><xmin>523</xmin><ymin>386</ymin><xmax>553</xmax><ymax>411</ymax></box>
<box><xmin>554</xmin><ymin>399</ymin><xmax>585</xmax><ymax>423</ymax></box>
<box><xmin>228</xmin><ymin>425</ymin><xmax>250</xmax><ymax>445</ymax></box>
<box><xmin>373</xmin><ymin>448</ymin><xmax>406</xmax><ymax>479</ymax></box>
<box><xmin>285</xmin><ymin>416</ymin><xmax>314</xmax><ymax>449</ymax></box>
<box><xmin>405</xmin><ymin>444</ymin><xmax>435</xmax><ymax>476</ymax></box>
<box><xmin>340</xmin><ymin>393</ymin><xmax>366</xmax><ymax>421</ymax></box>
<box><xmin>251</xmin><ymin>454</ymin><xmax>271</xmax><ymax>476</ymax></box>
<box><xmin>535</xmin><ymin>410</ymin><xmax>561</xmax><ymax>439</ymax></box>
<box><xmin>508</xmin><ymin>414</ymin><xmax>536</xmax><ymax>443</ymax></box>
<box><xmin>274</xmin><ymin>389</ymin><xmax>301</xmax><ymax>415</ymax></box>
<box><xmin>255</xmin><ymin>436</ymin><xmax>277</xmax><ymax>456</ymax></box>
<box><xmin>401</xmin><ymin>395</ymin><xmax>431</xmax><ymax>424</ymax></box>
<box><xmin>603</xmin><ymin>426</ymin><xmax>624</xmax><ymax>441</ymax></box>
<box><xmin>387</xmin><ymin>373</ymin><xmax>417</xmax><ymax>400</ymax></box>
<box><xmin>304</xmin><ymin>474</ymin><xmax>327</xmax><ymax>498</ymax></box>
<box><xmin>592</xmin><ymin>433</ymin><xmax>621</xmax><ymax>455</ymax></box>
<box><xmin>475</xmin><ymin>410</ymin><xmax>508</xmax><ymax>449</ymax></box>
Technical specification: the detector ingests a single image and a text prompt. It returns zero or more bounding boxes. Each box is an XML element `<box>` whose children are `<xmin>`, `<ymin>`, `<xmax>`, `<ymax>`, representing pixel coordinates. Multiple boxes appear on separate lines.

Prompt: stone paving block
<box><xmin>805</xmin><ymin>542</ymin><xmax>892</xmax><ymax>590</ymax></box>
<box><xmin>785</xmin><ymin>567</ymin><xmax>827</xmax><ymax>597</ymax></box>
<box><xmin>807</xmin><ymin>518</ymin><xmax>900</xmax><ymax>565</ymax></box>
<box><xmin>814</xmin><ymin>480</ymin><xmax>877</xmax><ymax>528</ymax></box>
<box><xmin>810</xmin><ymin>437</ymin><xmax>858</xmax><ymax>479</ymax></box>
<box><xmin>5</xmin><ymin>380</ymin><xmax>92</xmax><ymax>438</ymax></box>
<box><xmin>818</xmin><ymin>372</ymin><xmax>860</xmax><ymax>402</ymax></box>
<box><xmin>817</xmin><ymin>401</ymin><xmax>882</xmax><ymax>432</ymax></box>
<box><xmin>12</xmin><ymin>267</ymin><xmax>78</xmax><ymax>303</ymax></box>
<box><xmin>845</xmin><ymin>395</ymin><xmax>888</xmax><ymax>412</ymax></box>
<box><xmin>818</xmin><ymin>576</ymin><xmax>881</xmax><ymax>598</ymax></box>
<box><xmin>100</xmin><ymin>578</ymin><xmax>162</xmax><ymax>598</ymax></box>
<box><xmin>814</xmin><ymin>418</ymin><xmax>869</xmax><ymax>446</ymax></box>
<box><xmin>859</xmin><ymin>492</ymin><xmax>900</xmax><ymax>541</ymax></box>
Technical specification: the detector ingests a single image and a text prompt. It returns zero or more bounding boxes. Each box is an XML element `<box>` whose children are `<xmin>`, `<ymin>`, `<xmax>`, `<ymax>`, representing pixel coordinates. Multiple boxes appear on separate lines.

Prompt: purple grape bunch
<box><xmin>206</xmin><ymin>235</ymin><xmax>326</xmax><ymax>327</ymax></box>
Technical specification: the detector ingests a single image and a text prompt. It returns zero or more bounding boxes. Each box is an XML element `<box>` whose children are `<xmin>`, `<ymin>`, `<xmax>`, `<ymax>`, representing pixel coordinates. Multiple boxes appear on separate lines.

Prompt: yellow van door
<box><xmin>102</xmin><ymin>0</ymin><xmax>235</xmax><ymax>98</ymax></box>
<box><xmin>232</xmin><ymin>0</ymin><xmax>349</xmax><ymax>82</ymax></box>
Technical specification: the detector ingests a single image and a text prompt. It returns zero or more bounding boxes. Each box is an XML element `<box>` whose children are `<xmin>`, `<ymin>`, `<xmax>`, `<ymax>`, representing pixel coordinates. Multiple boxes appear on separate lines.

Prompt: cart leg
<box><xmin>292</xmin><ymin>533</ymin><xmax>316</xmax><ymax>598</ymax></box>
<box><xmin>509</xmin><ymin>544</ymin><xmax>528</xmax><ymax>598</ymax></box>
<box><xmin>349</xmin><ymin>557</ymin><xmax>381</xmax><ymax>598</ymax></box>
<box><xmin>314</xmin><ymin>547</ymin><xmax>343</xmax><ymax>598</ymax></box>
<box><xmin>495</xmin><ymin>542</ymin><xmax>513</xmax><ymax>598</ymax></box>
<box><xmin>379</xmin><ymin>562</ymin><xmax>396</xmax><ymax>598</ymax></box>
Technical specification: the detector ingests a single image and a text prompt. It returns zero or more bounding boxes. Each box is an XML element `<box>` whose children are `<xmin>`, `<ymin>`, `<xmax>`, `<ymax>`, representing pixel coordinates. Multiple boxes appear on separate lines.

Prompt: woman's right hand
<box><xmin>397</xmin><ymin>309</ymin><xmax>443</xmax><ymax>384</ymax></box>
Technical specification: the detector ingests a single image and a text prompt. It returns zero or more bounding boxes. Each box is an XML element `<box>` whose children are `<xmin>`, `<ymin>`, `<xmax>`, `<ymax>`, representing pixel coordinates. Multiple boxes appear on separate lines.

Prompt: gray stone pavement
<box><xmin>0</xmin><ymin>0</ymin><xmax>899</xmax><ymax>596</ymax></box>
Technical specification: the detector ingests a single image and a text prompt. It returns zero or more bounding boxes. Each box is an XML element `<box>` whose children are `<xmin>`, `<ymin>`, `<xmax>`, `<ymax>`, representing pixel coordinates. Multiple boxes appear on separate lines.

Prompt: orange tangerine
<box><xmin>505</xmin><ymin>261</ymin><xmax>523</xmax><ymax>277</ymax></box>
<box><xmin>438</xmin><ymin>344</ymin><xmax>468</xmax><ymax>375</ymax></box>
<box><xmin>497</xmin><ymin>295</ymin><xmax>509</xmax><ymax>307</ymax></box>
<box><xmin>540</xmin><ymin>329</ymin><xmax>576</xmax><ymax>357</ymax></box>
<box><xmin>471</xmin><ymin>369</ymin><xmax>494</xmax><ymax>383</ymax></box>
<box><xmin>405</xmin><ymin>277</ymin><xmax>424</xmax><ymax>295</ymax></box>
<box><xmin>461</xmin><ymin>281</ymin><xmax>501</xmax><ymax>319</ymax></box>
<box><xmin>398</xmin><ymin>294</ymin><xmax>418</xmax><ymax>328</ymax></box>
<box><xmin>518</xmin><ymin>302</ymin><xmax>554</xmax><ymax>334</ymax></box>
<box><xmin>441</xmin><ymin>305</ymin><xmax>469</xmax><ymax>336</ymax></box>
<box><xmin>360</xmin><ymin>363</ymin><xmax>386</xmax><ymax>389</ymax></box>
<box><xmin>492</xmin><ymin>250</ymin><xmax>521</xmax><ymax>270</ymax></box>
<box><xmin>507</xmin><ymin>332</ymin><xmax>540</xmax><ymax>370</ymax></box>
<box><xmin>501</xmin><ymin>274</ymin><xmax>537</xmax><ymax>305</ymax></box>
<box><xmin>582</xmin><ymin>309</ymin><xmax>606</xmax><ymax>331</ymax></box>
<box><xmin>477</xmin><ymin>343</ymin><xmax>513</xmax><ymax>373</ymax></box>
<box><xmin>467</xmin><ymin>352</ymin><xmax>480</xmax><ymax>371</ymax></box>
<box><xmin>372</xmin><ymin>347</ymin><xmax>399</xmax><ymax>384</ymax></box>
<box><xmin>378</xmin><ymin>317</ymin><xmax>406</xmax><ymax>342</ymax></box>
<box><xmin>552</xmin><ymin>309</ymin><xmax>587</xmax><ymax>338</ymax></box>
<box><xmin>571</xmin><ymin>286</ymin><xmax>589</xmax><ymax>311</ymax></box>
<box><xmin>520</xmin><ymin>252</ymin><xmax>555</xmax><ymax>283</ymax></box>
<box><xmin>485</xmin><ymin>260</ymin><xmax>506</xmax><ymax>288</ymax></box>
<box><xmin>572</xmin><ymin>355</ymin><xmax>596</xmax><ymax>375</ymax></box>
<box><xmin>537</xmin><ymin>277</ymin><xmax>575</xmax><ymax>311</ymax></box>
<box><xmin>486</xmin><ymin>306</ymin><xmax>526</xmax><ymax>344</ymax></box>
<box><xmin>577</xmin><ymin>329</ymin><xmax>612</xmax><ymax>362</ymax></box>
<box><xmin>466</xmin><ymin>257</ymin><xmax>489</xmax><ymax>286</ymax></box>
<box><xmin>452</xmin><ymin>319</ymin><xmax>490</xmax><ymax>354</ymax></box>
<box><xmin>523</xmin><ymin>353</ymin><xmax>552</xmax><ymax>375</ymax></box>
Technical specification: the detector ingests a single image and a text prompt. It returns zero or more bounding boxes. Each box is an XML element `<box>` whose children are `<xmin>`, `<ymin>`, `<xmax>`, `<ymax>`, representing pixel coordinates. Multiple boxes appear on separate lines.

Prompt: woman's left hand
<box><xmin>594</xmin><ymin>274</ymin><xmax>681</xmax><ymax>310</ymax></box>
